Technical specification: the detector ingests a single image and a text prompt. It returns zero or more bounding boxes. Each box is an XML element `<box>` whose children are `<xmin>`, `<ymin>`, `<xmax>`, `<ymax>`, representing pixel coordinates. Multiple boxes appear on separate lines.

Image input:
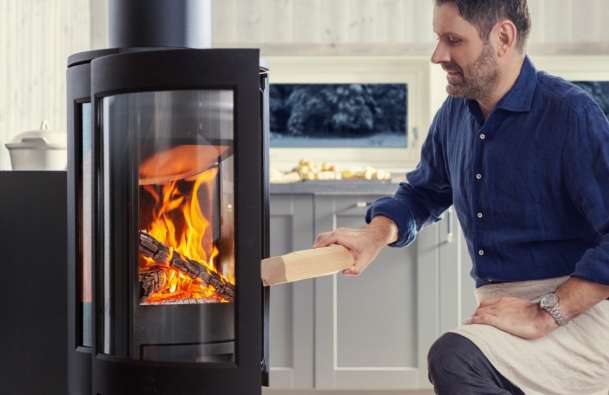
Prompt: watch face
<box><xmin>541</xmin><ymin>293</ymin><xmax>558</xmax><ymax>308</ymax></box>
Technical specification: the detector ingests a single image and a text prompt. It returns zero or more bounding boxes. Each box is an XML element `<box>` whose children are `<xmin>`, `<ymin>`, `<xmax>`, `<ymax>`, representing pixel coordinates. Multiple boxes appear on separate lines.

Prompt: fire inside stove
<box><xmin>137</xmin><ymin>144</ymin><xmax>235</xmax><ymax>305</ymax></box>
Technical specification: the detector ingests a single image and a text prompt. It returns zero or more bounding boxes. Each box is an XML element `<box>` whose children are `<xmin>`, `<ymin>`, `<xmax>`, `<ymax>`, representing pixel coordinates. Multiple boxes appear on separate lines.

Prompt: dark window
<box><xmin>270</xmin><ymin>83</ymin><xmax>408</xmax><ymax>148</ymax></box>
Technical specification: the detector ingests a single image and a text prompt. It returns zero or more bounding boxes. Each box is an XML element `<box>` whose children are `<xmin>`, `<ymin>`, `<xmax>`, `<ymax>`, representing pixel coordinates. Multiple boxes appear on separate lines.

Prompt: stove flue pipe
<box><xmin>109</xmin><ymin>0</ymin><xmax>212</xmax><ymax>49</ymax></box>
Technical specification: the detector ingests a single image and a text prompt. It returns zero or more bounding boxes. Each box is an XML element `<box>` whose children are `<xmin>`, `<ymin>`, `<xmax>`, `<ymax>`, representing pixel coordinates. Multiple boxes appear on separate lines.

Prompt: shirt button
<box><xmin>475</xmin><ymin>173</ymin><xmax>482</xmax><ymax>180</ymax></box>
<box><xmin>480</xmin><ymin>133</ymin><xmax>486</xmax><ymax>140</ymax></box>
<box><xmin>478</xmin><ymin>249</ymin><xmax>485</xmax><ymax>256</ymax></box>
<box><xmin>477</xmin><ymin>212</ymin><xmax>484</xmax><ymax>218</ymax></box>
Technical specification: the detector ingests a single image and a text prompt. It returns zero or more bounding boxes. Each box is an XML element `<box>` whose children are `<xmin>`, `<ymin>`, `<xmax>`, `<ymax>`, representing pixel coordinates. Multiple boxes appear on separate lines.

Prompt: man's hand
<box><xmin>464</xmin><ymin>296</ymin><xmax>559</xmax><ymax>339</ymax></box>
<box><xmin>313</xmin><ymin>216</ymin><xmax>397</xmax><ymax>276</ymax></box>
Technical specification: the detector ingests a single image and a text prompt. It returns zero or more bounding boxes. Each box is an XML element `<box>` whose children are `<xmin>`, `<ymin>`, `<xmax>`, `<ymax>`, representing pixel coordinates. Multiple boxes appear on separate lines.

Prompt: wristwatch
<box><xmin>539</xmin><ymin>292</ymin><xmax>568</xmax><ymax>326</ymax></box>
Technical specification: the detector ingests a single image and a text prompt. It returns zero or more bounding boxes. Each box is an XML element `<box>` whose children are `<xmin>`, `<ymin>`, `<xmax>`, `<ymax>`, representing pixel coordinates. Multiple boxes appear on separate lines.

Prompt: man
<box><xmin>314</xmin><ymin>1</ymin><xmax>609</xmax><ymax>394</ymax></box>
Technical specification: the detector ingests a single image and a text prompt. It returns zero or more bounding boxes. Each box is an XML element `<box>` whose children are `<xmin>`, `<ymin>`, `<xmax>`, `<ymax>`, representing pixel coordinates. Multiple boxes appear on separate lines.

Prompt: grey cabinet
<box><xmin>313</xmin><ymin>195</ymin><xmax>422</xmax><ymax>389</ymax></box>
<box><xmin>437</xmin><ymin>208</ymin><xmax>477</xmax><ymax>334</ymax></box>
<box><xmin>268</xmin><ymin>195</ymin><xmax>315</xmax><ymax>388</ymax></box>
<box><xmin>268</xmin><ymin>190</ymin><xmax>476</xmax><ymax>390</ymax></box>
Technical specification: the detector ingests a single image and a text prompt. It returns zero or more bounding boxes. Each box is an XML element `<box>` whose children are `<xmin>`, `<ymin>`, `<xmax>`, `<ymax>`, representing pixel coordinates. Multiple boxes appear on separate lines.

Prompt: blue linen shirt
<box><xmin>366</xmin><ymin>56</ymin><xmax>609</xmax><ymax>288</ymax></box>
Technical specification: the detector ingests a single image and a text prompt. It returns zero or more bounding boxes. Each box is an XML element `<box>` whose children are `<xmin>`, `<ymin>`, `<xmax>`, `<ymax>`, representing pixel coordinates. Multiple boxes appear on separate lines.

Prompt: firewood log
<box><xmin>139</xmin><ymin>231</ymin><xmax>235</xmax><ymax>300</ymax></box>
<box><xmin>261</xmin><ymin>245</ymin><xmax>355</xmax><ymax>286</ymax></box>
<box><xmin>139</xmin><ymin>268</ymin><xmax>169</xmax><ymax>296</ymax></box>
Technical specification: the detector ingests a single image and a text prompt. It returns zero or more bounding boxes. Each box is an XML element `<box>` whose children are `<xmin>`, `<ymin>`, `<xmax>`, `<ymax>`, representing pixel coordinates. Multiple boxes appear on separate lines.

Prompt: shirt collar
<box><xmin>466</xmin><ymin>55</ymin><xmax>537</xmax><ymax>116</ymax></box>
<box><xmin>495</xmin><ymin>56</ymin><xmax>537</xmax><ymax>113</ymax></box>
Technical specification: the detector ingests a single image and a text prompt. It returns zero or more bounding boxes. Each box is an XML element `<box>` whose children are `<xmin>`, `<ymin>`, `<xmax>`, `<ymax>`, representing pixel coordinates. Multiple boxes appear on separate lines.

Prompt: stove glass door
<box><xmin>101</xmin><ymin>90</ymin><xmax>236</xmax><ymax>363</ymax></box>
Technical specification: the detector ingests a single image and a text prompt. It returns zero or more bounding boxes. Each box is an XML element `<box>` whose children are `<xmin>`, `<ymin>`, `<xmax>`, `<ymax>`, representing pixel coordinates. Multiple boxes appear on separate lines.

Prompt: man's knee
<box><xmin>427</xmin><ymin>333</ymin><xmax>476</xmax><ymax>383</ymax></box>
<box><xmin>427</xmin><ymin>333</ymin><xmax>524</xmax><ymax>395</ymax></box>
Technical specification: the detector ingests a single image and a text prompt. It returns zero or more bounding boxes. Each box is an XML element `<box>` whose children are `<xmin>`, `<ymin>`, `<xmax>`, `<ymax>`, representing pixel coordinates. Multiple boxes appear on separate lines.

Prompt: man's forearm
<box><xmin>555</xmin><ymin>277</ymin><xmax>609</xmax><ymax>321</ymax></box>
<box><xmin>368</xmin><ymin>215</ymin><xmax>398</xmax><ymax>245</ymax></box>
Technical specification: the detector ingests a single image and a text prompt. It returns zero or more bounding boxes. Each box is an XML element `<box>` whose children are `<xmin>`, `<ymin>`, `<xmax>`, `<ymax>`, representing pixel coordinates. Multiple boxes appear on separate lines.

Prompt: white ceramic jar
<box><xmin>5</xmin><ymin>121</ymin><xmax>67</xmax><ymax>170</ymax></box>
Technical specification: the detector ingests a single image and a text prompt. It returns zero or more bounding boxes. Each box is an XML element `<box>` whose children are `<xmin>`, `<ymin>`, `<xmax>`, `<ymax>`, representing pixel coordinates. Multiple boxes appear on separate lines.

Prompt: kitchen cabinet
<box><xmin>268</xmin><ymin>194</ymin><xmax>316</xmax><ymax>388</ymax></box>
<box><xmin>0</xmin><ymin>171</ymin><xmax>67</xmax><ymax>395</ymax></box>
<box><xmin>268</xmin><ymin>187</ymin><xmax>476</xmax><ymax>390</ymax></box>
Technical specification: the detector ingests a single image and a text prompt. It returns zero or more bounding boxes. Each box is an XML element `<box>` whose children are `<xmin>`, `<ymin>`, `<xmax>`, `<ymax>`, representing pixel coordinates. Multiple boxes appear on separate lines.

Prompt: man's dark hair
<box><xmin>434</xmin><ymin>0</ymin><xmax>531</xmax><ymax>51</ymax></box>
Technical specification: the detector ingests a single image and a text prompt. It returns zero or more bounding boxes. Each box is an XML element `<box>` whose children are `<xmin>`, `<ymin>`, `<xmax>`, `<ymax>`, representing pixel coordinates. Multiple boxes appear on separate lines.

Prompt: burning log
<box><xmin>139</xmin><ymin>267</ymin><xmax>169</xmax><ymax>296</ymax></box>
<box><xmin>139</xmin><ymin>230</ymin><xmax>235</xmax><ymax>301</ymax></box>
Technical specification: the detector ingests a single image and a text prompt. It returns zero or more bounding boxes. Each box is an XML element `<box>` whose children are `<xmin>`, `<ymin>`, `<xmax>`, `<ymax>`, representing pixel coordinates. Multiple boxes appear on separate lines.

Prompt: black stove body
<box><xmin>67</xmin><ymin>2</ymin><xmax>270</xmax><ymax>394</ymax></box>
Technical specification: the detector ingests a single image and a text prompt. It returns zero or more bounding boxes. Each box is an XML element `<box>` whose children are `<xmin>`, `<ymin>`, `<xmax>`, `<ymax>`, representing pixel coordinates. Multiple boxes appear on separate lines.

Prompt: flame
<box><xmin>139</xmin><ymin>166</ymin><xmax>233</xmax><ymax>304</ymax></box>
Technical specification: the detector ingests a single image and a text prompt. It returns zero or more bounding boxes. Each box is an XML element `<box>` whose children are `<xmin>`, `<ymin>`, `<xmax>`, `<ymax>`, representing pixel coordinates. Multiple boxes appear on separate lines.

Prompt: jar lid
<box><xmin>5</xmin><ymin>121</ymin><xmax>67</xmax><ymax>150</ymax></box>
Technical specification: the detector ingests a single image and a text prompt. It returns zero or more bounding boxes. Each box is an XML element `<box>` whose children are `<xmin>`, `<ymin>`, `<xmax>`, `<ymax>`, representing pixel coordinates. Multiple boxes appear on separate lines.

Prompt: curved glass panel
<box><xmin>102</xmin><ymin>90</ymin><xmax>235</xmax><ymax>362</ymax></box>
<box><xmin>80</xmin><ymin>102</ymin><xmax>93</xmax><ymax>348</ymax></box>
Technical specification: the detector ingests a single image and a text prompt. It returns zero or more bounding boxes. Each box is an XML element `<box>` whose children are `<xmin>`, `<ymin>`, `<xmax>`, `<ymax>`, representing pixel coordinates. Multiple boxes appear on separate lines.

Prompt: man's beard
<box><xmin>444</xmin><ymin>43</ymin><xmax>499</xmax><ymax>101</ymax></box>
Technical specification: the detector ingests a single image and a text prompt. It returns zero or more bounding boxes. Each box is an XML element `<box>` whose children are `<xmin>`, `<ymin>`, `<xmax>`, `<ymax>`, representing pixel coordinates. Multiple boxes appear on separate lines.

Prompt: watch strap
<box><xmin>540</xmin><ymin>293</ymin><xmax>568</xmax><ymax>326</ymax></box>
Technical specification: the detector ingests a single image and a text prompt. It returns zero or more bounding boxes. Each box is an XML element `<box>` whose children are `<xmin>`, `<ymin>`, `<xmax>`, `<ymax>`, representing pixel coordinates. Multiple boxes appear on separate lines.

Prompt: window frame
<box><xmin>266</xmin><ymin>56</ymin><xmax>435</xmax><ymax>172</ymax></box>
<box><xmin>532</xmin><ymin>55</ymin><xmax>609</xmax><ymax>88</ymax></box>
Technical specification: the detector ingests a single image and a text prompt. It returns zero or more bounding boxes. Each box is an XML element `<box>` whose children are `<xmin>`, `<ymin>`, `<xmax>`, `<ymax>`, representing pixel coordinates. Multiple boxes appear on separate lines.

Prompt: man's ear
<box><xmin>495</xmin><ymin>19</ymin><xmax>518</xmax><ymax>57</ymax></box>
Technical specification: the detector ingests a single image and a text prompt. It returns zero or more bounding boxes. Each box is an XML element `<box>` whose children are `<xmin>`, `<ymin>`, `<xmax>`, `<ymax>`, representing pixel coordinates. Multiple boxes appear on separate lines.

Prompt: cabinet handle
<box><xmin>410</xmin><ymin>126</ymin><xmax>419</xmax><ymax>147</ymax></box>
<box><xmin>333</xmin><ymin>201</ymin><xmax>371</xmax><ymax>216</ymax></box>
<box><xmin>445</xmin><ymin>207</ymin><xmax>453</xmax><ymax>243</ymax></box>
<box><xmin>355</xmin><ymin>201</ymin><xmax>370</xmax><ymax>209</ymax></box>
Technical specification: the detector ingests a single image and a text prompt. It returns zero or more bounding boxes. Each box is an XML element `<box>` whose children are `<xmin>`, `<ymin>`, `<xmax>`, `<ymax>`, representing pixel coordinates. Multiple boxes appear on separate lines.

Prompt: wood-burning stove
<box><xmin>67</xmin><ymin>2</ymin><xmax>270</xmax><ymax>394</ymax></box>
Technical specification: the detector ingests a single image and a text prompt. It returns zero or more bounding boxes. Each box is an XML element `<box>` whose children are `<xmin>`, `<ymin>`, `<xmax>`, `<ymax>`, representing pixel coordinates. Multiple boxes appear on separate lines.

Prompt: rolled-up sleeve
<box><xmin>563</xmin><ymin>99</ymin><xmax>609</xmax><ymax>285</ymax></box>
<box><xmin>366</xmin><ymin>108</ymin><xmax>453</xmax><ymax>247</ymax></box>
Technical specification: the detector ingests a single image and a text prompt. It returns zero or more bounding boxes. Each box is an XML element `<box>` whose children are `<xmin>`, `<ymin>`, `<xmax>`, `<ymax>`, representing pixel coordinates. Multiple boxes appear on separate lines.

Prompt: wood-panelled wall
<box><xmin>0</xmin><ymin>0</ymin><xmax>91</xmax><ymax>170</ymax></box>
<box><xmin>214</xmin><ymin>0</ymin><xmax>435</xmax><ymax>45</ymax></box>
<box><xmin>212</xmin><ymin>0</ymin><xmax>609</xmax><ymax>48</ymax></box>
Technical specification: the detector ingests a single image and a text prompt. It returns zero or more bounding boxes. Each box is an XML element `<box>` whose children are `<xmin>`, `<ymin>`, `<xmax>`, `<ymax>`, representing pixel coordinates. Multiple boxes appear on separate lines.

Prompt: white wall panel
<box><xmin>571</xmin><ymin>0</ymin><xmax>603</xmax><ymax>42</ymax></box>
<box><xmin>212</xmin><ymin>0</ymin><xmax>609</xmax><ymax>51</ymax></box>
<box><xmin>401</xmin><ymin>0</ymin><xmax>418</xmax><ymax>43</ymax></box>
<box><xmin>0</xmin><ymin>0</ymin><xmax>91</xmax><ymax>170</ymax></box>
<box><xmin>527</xmin><ymin>0</ymin><xmax>546</xmax><ymax>44</ymax></box>
<box><xmin>319</xmin><ymin>0</ymin><xmax>350</xmax><ymax>44</ymax></box>
<box><xmin>376</xmin><ymin>0</ymin><xmax>404</xmax><ymax>43</ymax></box>
<box><xmin>236</xmin><ymin>0</ymin><xmax>265</xmax><ymax>43</ymax></box>
<box><xmin>212</xmin><ymin>0</ymin><xmax>238</xmax><ymax>44</ymax></box>
<box><xmin>265</xmin><ymin>0</ymin><xmax>293</xmax><ymax>43</ymax></box>
<box><xmin>411</xmin><ymin>0</ymin><xmax>434</xmax><ymax>43</ymax></box>
<box><xmin>347</xmin><ymin>0</ymin><xmax>376</xmax><ymax>43</ymax></box>
<box><xmin>539</xmin><ymin>0</ymin><xmax>573</xmax><ymax>42</ymax></box>
<box><xmin>291</xmin><ymin>0</ymin><xmax>322</xmax><ymax>43</ymax></box>
<box><xmin>601</xmin><ymin>0</ymin><xmax>609</xmax><ymax>42</ymax></box>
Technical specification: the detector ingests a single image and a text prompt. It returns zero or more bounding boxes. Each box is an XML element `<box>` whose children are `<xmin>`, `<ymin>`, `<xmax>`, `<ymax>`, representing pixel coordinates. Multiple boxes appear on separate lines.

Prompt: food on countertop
<box><xmin>270</xmin><ymin>168</ymin><xmax>301</xmax><ymax>183</ymax></box>
<box><xmin>269</xmin><ymin>159</ymin><xmax>392</xmax><ymax>183</ymax></box>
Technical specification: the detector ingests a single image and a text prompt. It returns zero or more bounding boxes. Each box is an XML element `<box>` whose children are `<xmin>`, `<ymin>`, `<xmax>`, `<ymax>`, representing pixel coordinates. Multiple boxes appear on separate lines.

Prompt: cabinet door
<box><xmin>459</xmin><ymin>222</ymin><xmax>478</xmax><ymax>320</ymax></box>
<box><xmin>313</xmin><ymin>195</ymin><xmax>441</xmax><ymax>390</ymax></box>
<box><xmin>437</xmin><ymin>208</ymin><xmax>477</xmax><ymax>333</ymax></box>
<box><xmin>268</xmin><ymin>195</ymin><xmax>315</xmax><ymax>389</ymax></box>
